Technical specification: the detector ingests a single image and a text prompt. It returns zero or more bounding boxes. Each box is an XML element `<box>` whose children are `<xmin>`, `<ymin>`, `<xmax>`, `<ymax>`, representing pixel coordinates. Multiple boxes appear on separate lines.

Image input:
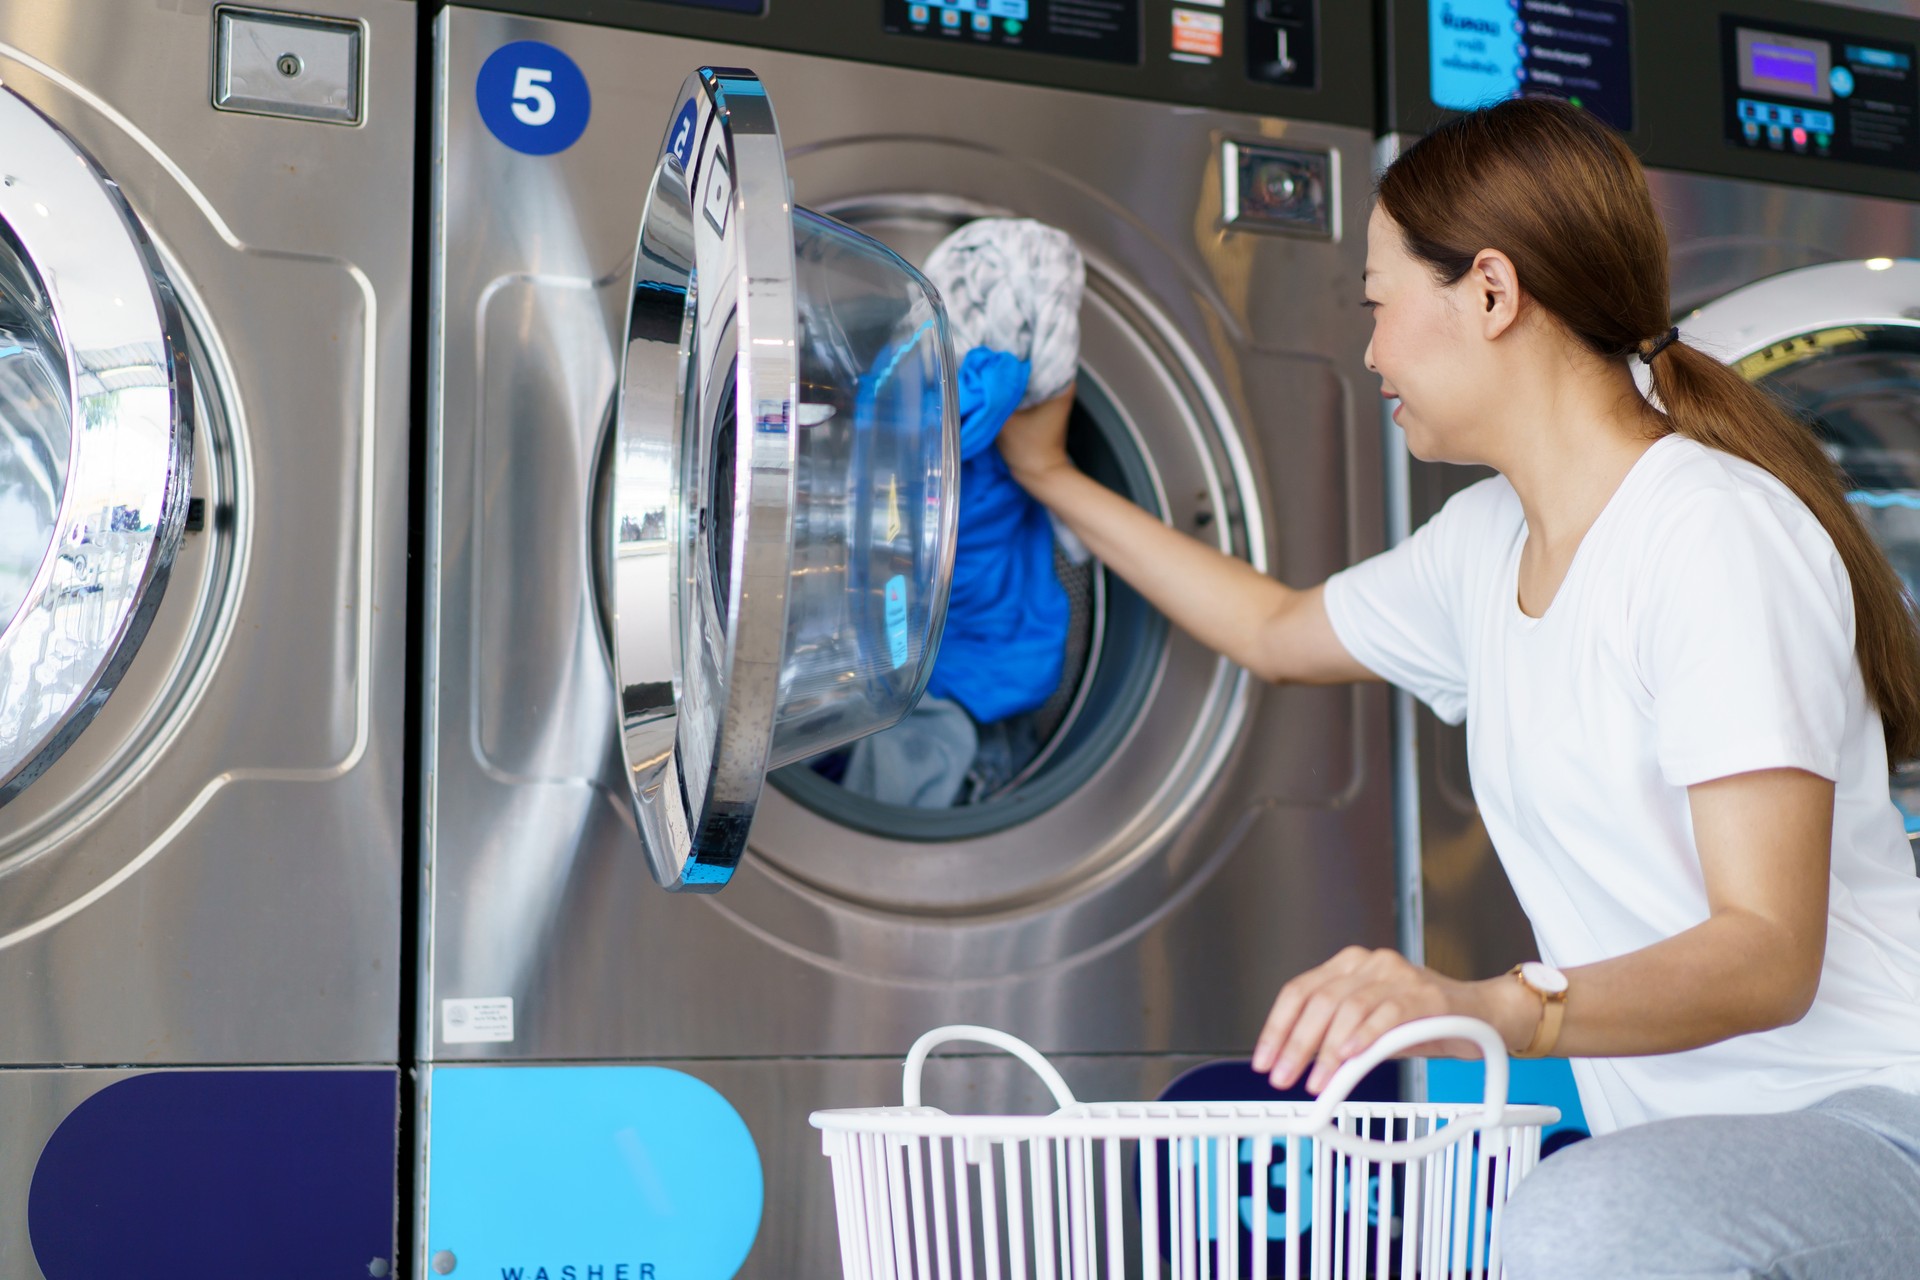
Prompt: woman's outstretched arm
<box><xmin>997</xmin><ymin>389</ymin><xmax>1374</xmax><ymax>686</ymax></box>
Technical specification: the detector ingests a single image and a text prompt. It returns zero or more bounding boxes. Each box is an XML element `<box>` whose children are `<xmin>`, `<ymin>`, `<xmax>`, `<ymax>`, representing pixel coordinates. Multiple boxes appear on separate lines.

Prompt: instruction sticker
<box><xmin>884</xmin><ymin>575</ymin><xmax>910</xmax><ymax>670</ymax></box>
<box><xmin>1172</xmin><ymin>8</ymin><xmax>1224</xmax><ymax>61</ymax></box>
<box><xmin>442</xmin><ymin>997</ymin><xmax>515</xmax><ymax>1044</ymax></box>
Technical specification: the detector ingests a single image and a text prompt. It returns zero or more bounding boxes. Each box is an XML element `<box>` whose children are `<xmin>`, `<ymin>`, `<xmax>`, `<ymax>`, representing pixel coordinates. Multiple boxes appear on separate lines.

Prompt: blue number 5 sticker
<box><xmin>476</xmin><ymin>41</ymin><xmax>591</xmax><ymax>155</ymax></box>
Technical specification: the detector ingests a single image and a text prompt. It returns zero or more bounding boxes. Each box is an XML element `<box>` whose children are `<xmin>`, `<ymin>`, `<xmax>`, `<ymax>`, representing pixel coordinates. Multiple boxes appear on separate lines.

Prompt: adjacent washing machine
<box><xmin>0</xmin><ymin>2</ymin><xmax>413</xmax><ymax>1273</ymax></box>
<box><xmin>419</xmin><ymin>3</ymin><xmax>1395</xmax><ymax>1274</ymax></box>
<box><xmin>1377</xmin><ymin>0</ymin><xmax>1920</xmax><ymax>1017</ymax></box>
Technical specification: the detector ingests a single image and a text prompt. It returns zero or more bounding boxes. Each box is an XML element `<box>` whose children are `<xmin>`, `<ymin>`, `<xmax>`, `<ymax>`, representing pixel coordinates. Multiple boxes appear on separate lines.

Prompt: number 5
<box><xmin>511</xmin><ymin>66</ymin><xmax>556</xmax><ymax>126</ymax></box>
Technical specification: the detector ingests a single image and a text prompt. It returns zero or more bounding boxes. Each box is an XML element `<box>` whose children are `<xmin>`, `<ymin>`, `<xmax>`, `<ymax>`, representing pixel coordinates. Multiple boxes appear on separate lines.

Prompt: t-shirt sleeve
<box><xmin>1638</xmin><ymin>488</ymin><xmax>1854</xmax><ymax>787</ymax></box>
<box><xmin>1322</xmin><ymin>484</ymin><xmax>1488</xmax><ymax>726</ymax></box>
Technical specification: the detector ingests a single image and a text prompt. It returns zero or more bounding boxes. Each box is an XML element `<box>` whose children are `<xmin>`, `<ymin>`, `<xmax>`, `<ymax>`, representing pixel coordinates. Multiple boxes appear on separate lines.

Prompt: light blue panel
<box><xmin>427</xmin><ymin>1066</ymin><xmax>763</xmax><ymax>1280</ymax></box>
<box><xmin>1430</xmin><ymin>0</ymin><xmax>1523</xmax><ymax>113</ymax></box>
<box><xmin>1428</xmin><ymin>1056</ymin><xmax>1589</xmax><ymax>1144</ymax></box>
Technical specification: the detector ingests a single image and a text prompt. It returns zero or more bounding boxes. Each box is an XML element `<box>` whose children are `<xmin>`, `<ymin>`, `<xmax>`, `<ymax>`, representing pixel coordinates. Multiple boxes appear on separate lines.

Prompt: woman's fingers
<box><xmin>1252</xmin><ymin>947</ymin><xmax>1370</xmax><ymax>1077</ymax></box>
<box><xmin>1269</xmin><ymin>984</ymin><xmax>1355</xmax><ymax>1090</ymax></box>
<box><xmin>1254</xmin><ymin>948</ymin><xmax>1458</xmax><ymax>1094</ymax></box>
<box><xmin>1307</xmin><ymin>989</ymin><xmax>1402</xmax><ymax>1094</ymax></box>
<box><xmin>996</xmin><ymin>387</ymin><xmax>1077</xmax><ymax>486</ymax></box>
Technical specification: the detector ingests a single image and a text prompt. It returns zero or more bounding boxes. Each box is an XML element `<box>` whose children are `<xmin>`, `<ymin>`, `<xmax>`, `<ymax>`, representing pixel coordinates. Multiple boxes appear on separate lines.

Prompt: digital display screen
<box><xmin>883</xmin><ymin>0</ymin><xmax>1139</xmax><ymax>65</ymax></box>
<box><xmin>1428</xmin><ymin>0</ymin><xmax>1633</xmax><ymax>131</ymax></box>
<box><xmin>1737</xmin><ymin>28</ymin><xmax>1830</xmax><ymax>102</ymax></box>
<box><xmin>1723</xmin><ymin>17</ymin><xmax>1919</xmax><ymax>169</ymax></box>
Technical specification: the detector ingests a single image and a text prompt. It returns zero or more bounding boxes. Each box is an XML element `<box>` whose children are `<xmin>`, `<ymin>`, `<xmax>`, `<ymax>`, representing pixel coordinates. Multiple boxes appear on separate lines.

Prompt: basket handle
<box><xmin>903</xmin><ymin>1025</ymin><xmax>1078</xmax><ymax>1109</ymax></box>
<box><xmin>1296</xmin><ymin>1015</ymin><xmax>1510</xmax><ymax>1161</ymax></box>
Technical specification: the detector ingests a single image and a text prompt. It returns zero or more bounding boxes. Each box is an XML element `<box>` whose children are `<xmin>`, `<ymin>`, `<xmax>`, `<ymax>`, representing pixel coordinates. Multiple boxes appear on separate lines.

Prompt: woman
<box><xmin>996</xmin><ymin>98</ymin><xmax>1920</xmax><ymax>1277</ymax></box>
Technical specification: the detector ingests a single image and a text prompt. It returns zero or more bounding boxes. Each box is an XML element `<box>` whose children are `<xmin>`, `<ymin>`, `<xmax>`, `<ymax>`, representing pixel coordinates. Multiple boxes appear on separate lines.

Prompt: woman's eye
<box><xmin>1360</xmin><ymin>299</ymin><xmax>1379</xmax><ymax>311</ymax></box>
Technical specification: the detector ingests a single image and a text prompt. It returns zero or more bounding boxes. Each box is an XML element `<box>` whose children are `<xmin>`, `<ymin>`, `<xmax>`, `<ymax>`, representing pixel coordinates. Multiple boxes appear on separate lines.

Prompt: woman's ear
<box><xmin>1471</xmin><ymin>248</ymin><xmax>1522</xmax><ymax>340</ymax></box>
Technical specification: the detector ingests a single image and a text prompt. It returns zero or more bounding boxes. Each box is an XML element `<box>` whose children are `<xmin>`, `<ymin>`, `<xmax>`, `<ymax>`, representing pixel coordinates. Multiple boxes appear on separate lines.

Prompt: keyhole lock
<box><xmin>276</xmin><ymin>53</ymin><xmax>302</xmax><ymax>77</ymax></box>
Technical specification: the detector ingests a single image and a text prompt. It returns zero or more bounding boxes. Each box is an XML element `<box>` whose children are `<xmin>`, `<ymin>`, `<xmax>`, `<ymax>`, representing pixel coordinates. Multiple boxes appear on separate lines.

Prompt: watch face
<box><xmin>1521</xmin><ymin>961</ymin><xmax>1570</xmax><ymax>995</ymax></box>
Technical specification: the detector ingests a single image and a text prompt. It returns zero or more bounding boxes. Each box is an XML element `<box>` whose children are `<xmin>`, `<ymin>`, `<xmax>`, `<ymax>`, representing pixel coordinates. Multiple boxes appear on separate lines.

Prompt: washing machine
<box><xmin>0</xmin><ymin>2</ymin><xmax>413</xmax><ymax>1274</ymax></box>
<box><xmin>1376</xmin><ymin>0</ymin><xmax>1920</xmax><ymax>1060</ymax></box>
<box><xmin>418</xmin><ymin>2</ymin><xmax>1394</xmax><ymax>1274</ymax></box>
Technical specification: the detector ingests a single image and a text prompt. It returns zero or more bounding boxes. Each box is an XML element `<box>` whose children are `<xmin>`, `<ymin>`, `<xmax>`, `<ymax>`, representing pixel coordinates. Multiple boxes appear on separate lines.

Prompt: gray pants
<box><xmin>1502</xmin><ymin>1086</ymin><xmax>1920</xmax><ymax>1279</ymax></box>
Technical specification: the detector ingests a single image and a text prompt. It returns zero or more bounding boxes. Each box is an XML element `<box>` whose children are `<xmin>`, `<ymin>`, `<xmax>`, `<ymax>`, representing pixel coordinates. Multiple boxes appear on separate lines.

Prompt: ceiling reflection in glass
<box><xmin>0</xmin><ymin>221</ymin><xmax>70</xmax><ymax>631</ymax></box>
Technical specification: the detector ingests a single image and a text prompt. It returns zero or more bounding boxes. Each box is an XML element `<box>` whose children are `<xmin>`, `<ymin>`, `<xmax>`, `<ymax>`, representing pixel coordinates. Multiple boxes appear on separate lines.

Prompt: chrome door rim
<box><xmin>1680</xmin><ymin>257</ymin><xmax>1920</xmax><ymax>361</ymax></box>
<box><xmin>0</xmin><ymin>86</ymin><xmax>192</xmax><ymax>802</ymax></box>
<box><xmin>610</xmin><ymin>67</ymin><xmax>802</xmax><ymax>891</ymax></box>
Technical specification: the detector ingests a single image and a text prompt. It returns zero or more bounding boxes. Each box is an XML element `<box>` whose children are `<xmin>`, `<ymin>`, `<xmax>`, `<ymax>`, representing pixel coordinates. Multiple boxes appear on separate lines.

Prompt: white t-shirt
<box><xmin>1324</xmin><ymin>434</ymin><xmax>1920</xmax><ymax>1134</ymax></box>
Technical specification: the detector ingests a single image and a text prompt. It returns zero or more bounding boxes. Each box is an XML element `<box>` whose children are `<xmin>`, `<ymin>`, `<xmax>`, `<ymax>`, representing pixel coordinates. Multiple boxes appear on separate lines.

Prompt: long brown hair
<box><xmin>1377</xmin><ymin>97</ymin><xmax>1920</xmax><ymax>762</ymax></box>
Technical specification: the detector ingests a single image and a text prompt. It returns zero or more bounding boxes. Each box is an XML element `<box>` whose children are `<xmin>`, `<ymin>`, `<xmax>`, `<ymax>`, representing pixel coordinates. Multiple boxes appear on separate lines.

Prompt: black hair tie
<box><xmin>1639</xmin><ymin>326</ymin><xmax>1680</xmax><ymax>365</ymax></box>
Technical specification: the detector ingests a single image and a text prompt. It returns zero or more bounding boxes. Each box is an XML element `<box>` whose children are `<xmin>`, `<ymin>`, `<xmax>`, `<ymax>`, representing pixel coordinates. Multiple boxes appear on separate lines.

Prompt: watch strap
<box><xmin>1511</xmin><ymin>964</ymin><xmax>1568</xmax><ymax>1059</ymax></box>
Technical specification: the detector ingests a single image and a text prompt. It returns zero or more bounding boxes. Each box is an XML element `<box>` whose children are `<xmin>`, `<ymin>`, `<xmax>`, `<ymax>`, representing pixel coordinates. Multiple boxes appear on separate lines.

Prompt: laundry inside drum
<box><xmin>768</xmin><ymin>372</ymin><xmax>1169</xmax><ymax>842</ymax></box>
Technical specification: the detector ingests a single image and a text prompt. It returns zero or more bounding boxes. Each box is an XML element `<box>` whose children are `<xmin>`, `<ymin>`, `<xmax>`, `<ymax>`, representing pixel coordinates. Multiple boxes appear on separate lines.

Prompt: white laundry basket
<box><xmin>810</xmin><ymin>1016</ymin><xmax>1558</xmax><ymax>1280</ymax></box>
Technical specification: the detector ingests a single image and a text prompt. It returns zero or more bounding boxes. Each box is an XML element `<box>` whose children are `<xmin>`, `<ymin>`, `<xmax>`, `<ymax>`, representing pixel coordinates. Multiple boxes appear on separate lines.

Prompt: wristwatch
<box><xmin>1509</xmin><ymin>961</ymin><xmax>1570</xmax><ymax>1059</ymax></box>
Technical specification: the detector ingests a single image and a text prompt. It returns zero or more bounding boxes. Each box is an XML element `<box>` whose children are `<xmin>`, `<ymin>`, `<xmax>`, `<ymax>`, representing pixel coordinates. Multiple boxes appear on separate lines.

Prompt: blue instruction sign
<box><xmin>1429</xmin><ymin>1</ymin><xmax>1634</xmax><ymax>131</ymax></box>
<box><xmin>476</xmin><ymin>41</ymin><xmax>592</xmax><ymax>156</ymax></box>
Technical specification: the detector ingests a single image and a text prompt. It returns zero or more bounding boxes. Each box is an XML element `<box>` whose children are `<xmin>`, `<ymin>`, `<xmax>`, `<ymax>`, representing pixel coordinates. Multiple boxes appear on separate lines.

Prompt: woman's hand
<box><xmin>1251</xmin><ymin>947</ymin><xmax>1540</xmax><ymax>1093</ymax></box>
<box><xmin>996</xmin><ymin>386</ymin><xmax>1077</xmax><ymax>494</ymax></box>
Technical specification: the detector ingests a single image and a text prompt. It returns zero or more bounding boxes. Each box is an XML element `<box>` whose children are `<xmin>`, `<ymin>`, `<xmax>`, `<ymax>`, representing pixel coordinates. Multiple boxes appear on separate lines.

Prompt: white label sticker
<box><xmin>441</xmin><ymin>996</ymin><xmax>515</xmax><ymax>1043</ymax></box>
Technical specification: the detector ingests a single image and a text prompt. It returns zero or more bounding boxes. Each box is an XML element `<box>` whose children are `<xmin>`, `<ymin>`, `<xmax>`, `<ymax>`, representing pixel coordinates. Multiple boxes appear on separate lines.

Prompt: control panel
<box><xmin>883</xmin><ymin>0</ymin><xmax>1138</xmax><ymax>64</ymax></box>
<box><xmin>456</xmin><ymin>1</ymin><xmax>1372</xmax><ymax>128</ymax></box>
<box><xmin>1721</xmin><ymin>15</ymin><xmax>1919</xmax><ymax>169</ymax></box>
<box><xmin>1383</xmin><ymin>0</ymin><xmax>1920</xmax><ymax>203</ymax></box>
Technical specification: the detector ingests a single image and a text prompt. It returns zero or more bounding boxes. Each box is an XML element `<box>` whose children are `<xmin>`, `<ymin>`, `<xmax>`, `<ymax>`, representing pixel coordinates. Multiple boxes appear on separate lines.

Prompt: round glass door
<box><xmin>0</xmin><ymin>88</ymin><xmax>193</xmax><ymax>802</ymax></box>
<box><xmin>605</xmin><ymin>68</ymin><xmax>959</xmax><ymax>892</ymax></box>
<box><xmin>1685</xmin><ymin>259</ymin><xmax>1920</xmax><ymax>841</ymax></box>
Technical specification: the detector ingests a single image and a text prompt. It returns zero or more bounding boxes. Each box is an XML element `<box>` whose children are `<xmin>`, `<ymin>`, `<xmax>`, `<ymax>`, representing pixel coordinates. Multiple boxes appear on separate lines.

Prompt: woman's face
<box><xmin>1362</xmin><ymin>207</ymin><xmax>1491</xmax><ymax>464</ymax></box>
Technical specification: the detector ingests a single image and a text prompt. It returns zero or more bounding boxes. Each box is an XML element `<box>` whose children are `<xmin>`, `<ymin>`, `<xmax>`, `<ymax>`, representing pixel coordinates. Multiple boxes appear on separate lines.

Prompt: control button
<box><xmin>1767</xmin><ymin>124</ymin><xmax>1786</xmax><ymax>146</ymax></box>
<box><xmin>213</xmin><ymin>7</ymin><xmax>362</xmax><ymax>124</ymax></box>
<box><xmin>1004</xmin><ymin>17</ymin><xmax>1023</xmax><ymax>33</ymax></box>
<box><xmin>1832</xmin><ymin>65</ymin><xmax>1856</xmax><ymax>97</ymax></box>
<box><xmin>972</xmin><ymin>12</ymin><xmax>992</xmax><ymax>30</ymax></box>
<box><xmin>909</xmin><ymin>3</ymin><xmax>929</xmax><ymax>21</ymax></box>
<box><xmin>1792</xmin><ymin>126</ymin><xmax>1808</xmax><ymax>151</ymax></box>
<box><xmin>1816</xmin><ymin>132</ymin><xmax>1832</xmax><ymax>150</ymax></box>
<box><xmin>1743</xmin><ymin>120</ymin><xmax>1761</xmax><ymax>142</ymax></box>
<box><xmin>940</xmin><ymin>7</ymin><xmax>961</xmax><ymax>26</ymax></box>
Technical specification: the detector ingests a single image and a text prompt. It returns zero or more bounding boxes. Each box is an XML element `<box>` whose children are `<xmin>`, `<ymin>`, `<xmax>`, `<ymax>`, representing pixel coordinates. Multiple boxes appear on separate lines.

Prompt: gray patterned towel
<box><xmin>923</xmin><ymin>218</ymin><xmax>1085</xmax><ymax>409</ymax></box>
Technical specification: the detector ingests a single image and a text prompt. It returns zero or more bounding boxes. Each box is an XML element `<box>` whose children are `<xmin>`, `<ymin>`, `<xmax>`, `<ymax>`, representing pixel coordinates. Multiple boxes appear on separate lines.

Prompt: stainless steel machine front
<box><xmin>422</xmin><ymin>9</ymin><xmax>1394</xmax><ymax>1275</ymax></box>
<box><xmin>0</xmin><ymin>1</ymin><xmax>412</xmax><ymax>1271</ymax></box>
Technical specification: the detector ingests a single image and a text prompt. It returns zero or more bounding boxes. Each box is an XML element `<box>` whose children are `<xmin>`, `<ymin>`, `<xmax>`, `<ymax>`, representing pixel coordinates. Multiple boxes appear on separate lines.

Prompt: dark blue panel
<box><xmin>29</xmin><ymin>1070</ymin><xmax>398</xmax><ymax>1279</ymax></box>
<box><xmin>1149</xmin><ymin>1060</ymin><xmax>1400</xmax><ymax>1279</ymax></box>
<box><xmin>1157</xmin><ymin>1059</ymin><xmax>1399</xmax><ymax>1107</ymax></box>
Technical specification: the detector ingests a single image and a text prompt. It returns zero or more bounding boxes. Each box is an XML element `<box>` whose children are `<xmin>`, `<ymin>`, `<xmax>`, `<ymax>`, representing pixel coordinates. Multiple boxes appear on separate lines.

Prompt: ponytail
<box><xmin>1380</xmin><ymin>97</ymin><xmax>1920</xmax><ymax>761</ymax></box>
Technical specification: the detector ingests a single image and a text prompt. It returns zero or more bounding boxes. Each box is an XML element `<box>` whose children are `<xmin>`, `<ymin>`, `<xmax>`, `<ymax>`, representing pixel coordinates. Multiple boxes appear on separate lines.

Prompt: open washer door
<box><xmin>0</xmin><ymin>87</ymin><xmax>193</xmax><ymax>803</ymax></box>
<box><xmin>1685</xmin><ymin>258</ymin><xmax>1920</xmax><ymax>840</ymax></box>
<box><xmin>605</xmin><ymin>68</ymin><xmax>960</xmax><ymax>891</ymax></box>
